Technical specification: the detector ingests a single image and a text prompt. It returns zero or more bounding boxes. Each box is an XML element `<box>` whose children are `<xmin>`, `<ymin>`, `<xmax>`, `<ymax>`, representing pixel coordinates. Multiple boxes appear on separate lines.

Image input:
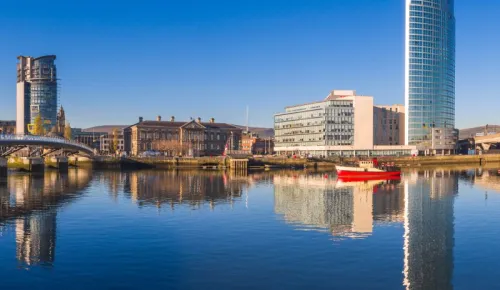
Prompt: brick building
<box><xmin>123</xmin><ymin>116</ymin><xmax>242</xmax><ymax>156</ymax></box>
<box><xmin>242</xmin><ymin>133</ymin><xmax>274</xmax><ymax>154</ymax></box>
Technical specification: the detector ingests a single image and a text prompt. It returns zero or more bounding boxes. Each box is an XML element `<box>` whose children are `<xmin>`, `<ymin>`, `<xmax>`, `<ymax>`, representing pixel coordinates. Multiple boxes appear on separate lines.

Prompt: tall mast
<box><xmin>246</xmin><ymin>105</ymin><xmax>249</xmax><ymax>133</ymax></box>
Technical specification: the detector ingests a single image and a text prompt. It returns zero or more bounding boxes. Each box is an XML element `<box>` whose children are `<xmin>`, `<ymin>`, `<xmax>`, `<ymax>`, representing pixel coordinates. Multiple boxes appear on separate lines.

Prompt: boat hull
<box><xmin>337</xmin><ymin>175</ymin><xmax>401</xmax><ymax>182</ymax></box>
<box><xmin>336</xmin><ymin>166</ymin><xmax>401</xmax><ymax>179</ymax></box>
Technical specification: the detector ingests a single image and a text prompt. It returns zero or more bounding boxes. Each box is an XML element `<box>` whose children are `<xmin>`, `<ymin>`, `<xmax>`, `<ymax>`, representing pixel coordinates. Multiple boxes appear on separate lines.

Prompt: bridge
<box><xmin>474</xmin><ymin>133</ymin><xmax>500</xmax><ymax>151</ymax></box>
<box><xmin>0</xmin><ymin>134</ymin><xmax>94</xmax><ymax>157</ymax></box>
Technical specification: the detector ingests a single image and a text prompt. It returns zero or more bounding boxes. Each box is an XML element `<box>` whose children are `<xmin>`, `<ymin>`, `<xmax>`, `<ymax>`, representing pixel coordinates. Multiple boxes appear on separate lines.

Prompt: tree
<box><xmin>32</xmin><ymin>115</ymin><xmax>44</xmax><ymax>136</ymax></box>
<box><xmin>152</xmin><ymin>140</ymin><xmax>188</xmax><ymax>156</ymax></box>
<box><xmin>64</xmin><ymin>122</ymin><xmax>72</xmax><ymax>140</ymax></box>
<box><xmin>109</xmin><ymin>128</ymin><xmax>119</xmax><ymax>154</ymax></box>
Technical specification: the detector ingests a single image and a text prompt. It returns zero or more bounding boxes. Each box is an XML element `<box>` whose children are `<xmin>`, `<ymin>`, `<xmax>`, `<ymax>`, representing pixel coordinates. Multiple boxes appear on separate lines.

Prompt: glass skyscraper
<box><xmin>16</xmin><ymin>55</ymin><xmax>58</xmax><ymax>134</ymax></box>
<box><xmin>405</xmin><ymin>0</ymin><xmax>455</xmax><ymax>147</ymax></box>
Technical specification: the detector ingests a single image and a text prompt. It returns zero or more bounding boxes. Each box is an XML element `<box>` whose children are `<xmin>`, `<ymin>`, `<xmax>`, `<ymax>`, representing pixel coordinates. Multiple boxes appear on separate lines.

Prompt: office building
<box><xmin>123</xmin><ymin>116</ymin><xmax>242</xmax><ymax>156</ymax></box>
<box><xmin>274</xmin><ymin>90</ymin><xmax>416</xmax><ymax>157</ymax></box>
<box><xmin>16</xmin><ymin>55</ymin><xmax>58</xmax><ymax>134</ymax></box>
<box><xmin>72</xmin><ymin>128</ymin><xmax>105</xmax><ymax>150</ymax></box>
<box><xmin>405</xmin><ymin>0</ymin><xmax>456</xmax><ymax>153</ymax></box>
<box><xmin>373</xmin><ymin>105</ymin><xmax>405</xmax><ymax>145</ymax></box>
<box><xmin>100</xmin><ymin>130</ymin><xmax>125</xmax><ymax>154</ymax></box>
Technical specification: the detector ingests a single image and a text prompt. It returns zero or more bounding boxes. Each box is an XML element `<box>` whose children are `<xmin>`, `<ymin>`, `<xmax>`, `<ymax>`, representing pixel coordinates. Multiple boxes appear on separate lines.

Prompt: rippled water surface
<box><xmin>1</xmin><ymin>167</ymin><xmax>500</xmax><ymax>289</ymax></box>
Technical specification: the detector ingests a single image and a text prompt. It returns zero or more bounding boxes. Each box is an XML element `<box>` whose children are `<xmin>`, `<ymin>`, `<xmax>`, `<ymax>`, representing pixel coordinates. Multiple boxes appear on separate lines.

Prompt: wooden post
<box><xmin>0</xmin><ymin>157</ymin><xmax>7</xmax><ymax>178</ymax></box>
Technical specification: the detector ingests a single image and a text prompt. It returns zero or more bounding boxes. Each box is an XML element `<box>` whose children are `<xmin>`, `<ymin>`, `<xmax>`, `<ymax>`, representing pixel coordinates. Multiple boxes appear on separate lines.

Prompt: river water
<box><xmin>0</xmin><ymin>168</ymin><xmax>499</xmax><ymax>289</ymax></box>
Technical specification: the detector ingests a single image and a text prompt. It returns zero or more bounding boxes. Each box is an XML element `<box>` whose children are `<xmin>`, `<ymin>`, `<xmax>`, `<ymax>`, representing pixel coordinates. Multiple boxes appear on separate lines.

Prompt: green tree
<box><xmin>109</xmin><ymin>128</ymin><xmax>119</xmax><ymax>154</ymax></box>
<box><xmin>64</xmin><ymin>122</ymin><xmax>72</xmax><ymax>140</ymax></box>
<box><xmin>32</xmin><ymin>115</ymin><xmax>44</xmax><ymax>136</ymax></box>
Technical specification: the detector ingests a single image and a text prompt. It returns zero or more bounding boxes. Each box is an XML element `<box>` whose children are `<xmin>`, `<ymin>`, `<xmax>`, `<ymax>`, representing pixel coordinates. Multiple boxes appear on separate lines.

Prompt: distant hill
<box><xmin>459</xmin><ymin>125</ymin><xmax>500</xmax><ymax>139</ymax></box>
<box><xmin>232</xmin><ymin>125</ymin><xmax>274</xmax><ymax>138</ymax></box>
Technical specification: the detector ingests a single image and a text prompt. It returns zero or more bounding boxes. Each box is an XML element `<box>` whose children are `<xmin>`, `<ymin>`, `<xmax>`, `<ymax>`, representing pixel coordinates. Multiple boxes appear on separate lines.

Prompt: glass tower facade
<box><xmin>405</xmin><ymin>0</ymin><xmax>455</xmax><ymax>146</ymax></box>
<box><xmin>16</xmin><ymin>55</ymin><xmax>58</xmax><ymax>134</ymax></box>
<box><xmin>30</xmin><ymin>56</ymin><xmax>58</xmax><ymax>132</ymax></box>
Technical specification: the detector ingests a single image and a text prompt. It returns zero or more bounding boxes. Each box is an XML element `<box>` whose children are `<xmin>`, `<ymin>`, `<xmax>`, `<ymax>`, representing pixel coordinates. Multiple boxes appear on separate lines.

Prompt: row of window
<box><xmin>409</xmin><ymin>100</ymin><xmax>454</xmax><ymax>106</ymax></box>
<box><xmin>138</xmin><ymin>131</ymin><xmax>227</xmax><ymax>141</ymax></box>
<box><xmin>409</xmin><ymin>11</ymin><xmax>445</xmax><ymax>19</ymax></box>
<box><xmin>409</xmin><ymin>111</ymin><xmax>454</xmax><ymax>118</ymax></box>
<box><xmin>410</xmin><ymin>17</ymin><xmax>448</xmax><ymax>26</ymax></box>
<box><xmin>410</xmin><ymin>3</ymin><xmax>446</xmax><ymax>12</ymax></box>
<box><xmin>409</xmin><ymin>40</ymin><xmax>450</xmax><ymax>48</ymax></box>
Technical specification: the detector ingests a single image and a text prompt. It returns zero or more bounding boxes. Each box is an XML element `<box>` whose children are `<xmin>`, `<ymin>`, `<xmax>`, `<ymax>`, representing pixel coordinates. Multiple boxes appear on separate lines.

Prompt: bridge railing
<box><xmin>0</xmin><ymin>134</ymin><xmax>94</xmax><ymax>153</ymax></box>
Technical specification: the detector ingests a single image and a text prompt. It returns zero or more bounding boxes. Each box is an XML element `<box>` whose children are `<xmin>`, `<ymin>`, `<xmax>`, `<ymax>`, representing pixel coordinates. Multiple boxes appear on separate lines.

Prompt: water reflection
<box><xmin>274</xmin><ymin>174</ymin><xmax>400</xmax><ymax>238</ymax></box>
<box><xmin>459</xmin><ymin>167</ymin><xmax>500</xmax><ymax>194</ymax></box>
<box><xmin>0</xmin><ymin>169</ymin><xmax>93</xmax><ymax>268</ymax></box>
<box><xmin>403</xmin><ymin>170</ymin><xmax>457</xmax><ymax>290</ymax></box>
<box><xmin>273</xmin><ymin>169</ymin><xmax>458</xmax><ymax>290</ymax></box>
<box><xmin>0</xmin><ymin>168</ymin><xmax>471</xmax><ymax>288</ymax></box>
<box><xmin>118</xmin><ymin>170</ymin><xmax>251</xmax><ymax>210</ymax></box>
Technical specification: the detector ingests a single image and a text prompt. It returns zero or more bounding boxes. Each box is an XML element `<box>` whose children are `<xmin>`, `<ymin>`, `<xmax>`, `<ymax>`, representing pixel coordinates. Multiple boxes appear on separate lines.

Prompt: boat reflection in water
<box><xmin>274</xmin><ymin>173</ymin><xmax>401</xmax><ymax>239</ymax></box>
<box><xmin>0</xmin><ymin>169</ymin><xmax>93</xmax><ymax>268</ymax></box>
<box><xmin>274</xmin><ymin>169</ymin><xmax>458</xmax><ymax>290</ymax></box>
<box><xmin>0</xmin><ymin>168</ymin><xmax>462</xmax><ymax>289</ymax></box>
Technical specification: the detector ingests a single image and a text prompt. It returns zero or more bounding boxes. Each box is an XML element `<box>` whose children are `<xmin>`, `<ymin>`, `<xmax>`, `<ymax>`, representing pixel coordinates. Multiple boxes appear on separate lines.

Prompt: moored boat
<box><xmin>336</xmin><ymin>158</ymin><xmax>400</xmax><ymax>179</ymax></box>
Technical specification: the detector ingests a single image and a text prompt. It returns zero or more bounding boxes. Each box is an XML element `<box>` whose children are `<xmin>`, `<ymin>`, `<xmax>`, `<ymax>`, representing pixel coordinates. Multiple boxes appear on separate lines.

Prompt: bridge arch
<box><xmin>0</xmin><ymin>134</ymin><xmax>94</xmax><ymax>157</ymax></box>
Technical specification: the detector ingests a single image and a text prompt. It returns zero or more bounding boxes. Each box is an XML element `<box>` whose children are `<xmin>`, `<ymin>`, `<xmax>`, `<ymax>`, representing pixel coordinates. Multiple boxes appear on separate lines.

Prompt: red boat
<box><xmin>337</xmin><ymin>175</ymin><xmax>401</xmax><ymax>182</ymax></box>
<box><xmin>336</xmin><ymin>158</ymin><xmax>400</xmax><ymax>179</ymax></box>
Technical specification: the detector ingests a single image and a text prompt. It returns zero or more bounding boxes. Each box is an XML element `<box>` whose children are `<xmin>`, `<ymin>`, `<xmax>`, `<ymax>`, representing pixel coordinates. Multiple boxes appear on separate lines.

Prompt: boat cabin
<box><xmin>359</xmin><ymin>161</ymin><xmax>375</xmax><ymax>168</ymax></box>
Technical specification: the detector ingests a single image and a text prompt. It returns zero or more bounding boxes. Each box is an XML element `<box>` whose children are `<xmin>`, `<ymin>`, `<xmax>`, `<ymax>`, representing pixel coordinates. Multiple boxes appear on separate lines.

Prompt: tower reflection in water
<box><xmin>0</xmin><ymin>169</ymin><xmax>92</xmax><ymax>268</ymax></box>
<box><xmin>273</xmin><ymin>170</ymin><xmax>458</xmax><ymax>289</ymax></box>
<box><xmin>403</xmin><ymin>170</ymin><xmax>457</xmax><ymax>290</ymax></box>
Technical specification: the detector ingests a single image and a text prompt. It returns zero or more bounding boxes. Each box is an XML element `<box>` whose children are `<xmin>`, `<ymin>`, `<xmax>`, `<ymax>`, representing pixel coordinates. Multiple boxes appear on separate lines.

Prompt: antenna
<box><xmin>246</xmin><ymin>105</ymin><xmax>249</xmax><ymax>133</ymax></box>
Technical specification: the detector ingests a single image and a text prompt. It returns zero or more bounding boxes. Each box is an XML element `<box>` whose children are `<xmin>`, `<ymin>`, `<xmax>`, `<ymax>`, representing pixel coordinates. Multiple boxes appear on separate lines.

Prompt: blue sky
<box><xmin>0</xmin><ymin>0</ymin><xmax>498</xmax><ymax>129</ymax></box>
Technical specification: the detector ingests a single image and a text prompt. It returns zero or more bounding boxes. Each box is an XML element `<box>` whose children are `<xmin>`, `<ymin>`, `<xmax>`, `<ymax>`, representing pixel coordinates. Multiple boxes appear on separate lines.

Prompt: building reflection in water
<box><xmin>459</xmin><ymin>167</ymin><xmax>500</xmax><ymax>194</ymax></box>
<box><xmin>272</xmin><ymin>169</ymin><xmax>458</xmax><ymax>289</ymax></box>
<box><xmin>403</xmin><ymin>169</ymin><xmax>458</xmax><ymax>290</ymax></box>
<box><xmin>120</xmin><ymin>170</ymin><xmax>251</xmax><ymax>210</ymax></box>
<box><xmin>273</xmin><ymin>174</ymin><xmax>401</xmax><ymax>239</ymax></box>
<box><xmin>0</xmin><ymin>169</ymin><xmax>92</xmax><ymax>268</ymax></box>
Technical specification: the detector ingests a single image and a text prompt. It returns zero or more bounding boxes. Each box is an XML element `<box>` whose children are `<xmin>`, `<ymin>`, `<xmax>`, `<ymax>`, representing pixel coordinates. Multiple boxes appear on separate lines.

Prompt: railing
<box><xmin>0</xmin><ymin>134</ymin><xmax>94</xmax><ymax>153</ymax></box>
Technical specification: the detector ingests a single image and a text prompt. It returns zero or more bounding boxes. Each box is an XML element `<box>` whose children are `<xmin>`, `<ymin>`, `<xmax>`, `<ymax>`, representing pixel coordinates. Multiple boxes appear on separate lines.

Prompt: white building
<box><xmin>274</xmin><ymin>90</ymin><xmax>416</xmax><ymax>157</ymax></box>
<box><xmin>99</xmin><ymin>131</ymin><xmax>125</xmax><ymax>154</ymax></box>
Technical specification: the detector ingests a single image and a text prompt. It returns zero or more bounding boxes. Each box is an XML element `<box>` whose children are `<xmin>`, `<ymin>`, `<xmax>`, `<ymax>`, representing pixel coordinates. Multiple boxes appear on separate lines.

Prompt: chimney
<box><xmin>139</xmin><ymin>116</ymin><xmax>143</xmax><ymax>123</ymax></box>
<box><xmin>170</xmin><ymin>116</ymin><xmax>175</xmax><ymax>122</ymax></box>
<box><xmin>157</xmin><ymin>115</ymin><xmax>161</xmax><ymax>121</ymax></box>
<box><xmin>197</xmin><ymin>117</ymin><xmax>201</xmax><ymax>123</ymax></box>
<box><xmin>210</xmin><ymin>117</ymin><xmax>215</xmax><ymax>123</ymax></box>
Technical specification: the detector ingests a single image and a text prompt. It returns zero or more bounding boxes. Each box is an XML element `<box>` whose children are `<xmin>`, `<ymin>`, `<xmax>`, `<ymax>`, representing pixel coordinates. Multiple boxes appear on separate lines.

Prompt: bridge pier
<box><xmin>0</xmin><ymin>157</ymin><xmax>7</xmax><ymax>178</ymax></box>
<box><xmin>69</xmin><ymin>156</ymin><xmax>78</xmax><ymax>167</ymax></box>
<box><xmin>229</xmin><ymin>158</ymin><xmax>248</xmax><ymax>171</ymax></box>
<box><xmin>49</xmin><ymin>156</ymin><xmax>69</xmax><ymax>173</ymax></box>
<box><xmin>22</xmin><ymin>157</ymin><xmax>45</xmax><ymax>173</ymax></box>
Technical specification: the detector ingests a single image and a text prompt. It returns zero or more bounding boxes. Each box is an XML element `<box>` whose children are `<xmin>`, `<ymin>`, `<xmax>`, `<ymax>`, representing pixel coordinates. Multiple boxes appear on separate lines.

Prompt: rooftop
<box><xmin>83</xmin><ymin>125</ymin><xmax>128</xmax><ymax>134</ymax></box>
<box><xmin>131</xmin><ymin>120</ymin><xmax>240</xmax><ymax>130</ymax></box>
<box><xmin>282</xmin><ymin>90</ymin><xmax>370</xmax><ymax>110</ymax></box>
